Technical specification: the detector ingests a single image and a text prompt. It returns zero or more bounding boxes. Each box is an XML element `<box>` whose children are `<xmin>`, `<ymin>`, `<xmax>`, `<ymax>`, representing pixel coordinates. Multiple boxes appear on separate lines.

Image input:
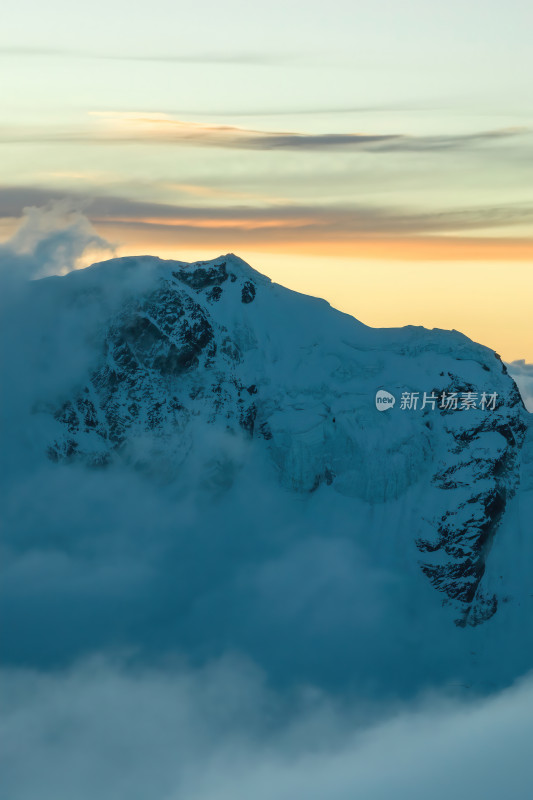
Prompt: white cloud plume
<box><xmin>0</xmin><ymin>200</ymin><xmax>114</xmax><ymax>283</ymax></box>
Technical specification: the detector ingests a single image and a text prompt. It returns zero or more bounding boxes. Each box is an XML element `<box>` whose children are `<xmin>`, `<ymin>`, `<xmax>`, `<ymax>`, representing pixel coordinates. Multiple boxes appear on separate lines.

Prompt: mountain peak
<box><xmin>19</xmin><ymin>252</ymin><xmax>528</xmax><ymax>630</ymax></box>
<box><xmin>2</xmin><ymin>250</ymin><xmax>532</xmax><ymax>694</ymax></box>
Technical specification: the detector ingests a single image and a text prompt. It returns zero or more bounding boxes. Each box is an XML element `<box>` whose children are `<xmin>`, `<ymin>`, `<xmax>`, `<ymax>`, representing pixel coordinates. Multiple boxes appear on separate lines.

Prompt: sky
<box><xmin>1</xmin><ymin>0</ymin><xmax>532</xmax><ymax>360</ymax></box>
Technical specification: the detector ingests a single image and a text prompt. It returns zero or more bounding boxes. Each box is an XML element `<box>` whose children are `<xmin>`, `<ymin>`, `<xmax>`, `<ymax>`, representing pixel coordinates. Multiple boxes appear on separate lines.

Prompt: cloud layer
<box><xmin>3</xmin><ymin>658</ymin><xmax>533</xmax><ymax>800</ymax></box>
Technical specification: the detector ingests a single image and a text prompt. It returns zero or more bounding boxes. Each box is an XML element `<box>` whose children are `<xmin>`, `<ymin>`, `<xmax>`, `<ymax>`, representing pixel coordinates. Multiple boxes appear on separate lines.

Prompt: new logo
<box><xmin>375</xmin><ymin>390</ymin><xmax>396</xmax><ymax>411</ymax></box>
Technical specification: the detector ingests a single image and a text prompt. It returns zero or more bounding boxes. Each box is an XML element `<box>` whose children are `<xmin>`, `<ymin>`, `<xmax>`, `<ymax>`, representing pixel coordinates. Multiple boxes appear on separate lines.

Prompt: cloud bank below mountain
<box><xmin>3</xmin><ymin>658</ymin><xmax>533</xmax><ymax>800</ymax></box>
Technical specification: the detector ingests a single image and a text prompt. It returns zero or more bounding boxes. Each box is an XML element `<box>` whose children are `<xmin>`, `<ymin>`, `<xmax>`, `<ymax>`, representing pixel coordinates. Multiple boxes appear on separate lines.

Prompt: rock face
<box><xmin>42</xmin><ymin>253</ymin><xmax>530</xmax><ymax>626</ymax></box>
<box><xmin>417</xmin><ymin>376</ymin><xmax>526</xmax><ymax>626</ymax></box>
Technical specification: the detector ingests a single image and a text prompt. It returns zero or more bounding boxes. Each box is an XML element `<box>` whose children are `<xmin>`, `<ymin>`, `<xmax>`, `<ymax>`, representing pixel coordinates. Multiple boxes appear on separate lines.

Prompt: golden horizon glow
<box><xmin>94</xmin><ymin>221</ymin><xmax>533</xmax><ymax>261</ymax></box>
<box><xmin>100</xmin><ymin>231</ymin><xmax>532</xmax><ymax>364</ymax></box>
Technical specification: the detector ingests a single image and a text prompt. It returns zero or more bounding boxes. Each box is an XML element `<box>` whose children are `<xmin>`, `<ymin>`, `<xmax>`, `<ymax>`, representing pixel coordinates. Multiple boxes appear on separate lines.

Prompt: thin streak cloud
<box><xmin>0</xmin><ymin>45</ymin><xmax>294</xmax><ymax>65</ymax></box>
<box><xmin>2</xmin><ymin>187</ymin><xmax>533</xmax><ymax>238</ymax></box>
<box><xmin>0</xmin><ymin>113</ymin><xmax>528</xmax><ymax>152</ymax></box>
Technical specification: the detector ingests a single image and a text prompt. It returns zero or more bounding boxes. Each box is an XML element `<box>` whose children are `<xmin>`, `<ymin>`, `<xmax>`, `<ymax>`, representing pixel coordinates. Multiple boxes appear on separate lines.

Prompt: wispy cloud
<box><xmin>0</xmin><ymin>45</ymin><xmax>69</xmax><ymax>56</ymax></box>
<box><xmin>0</xmin><ymin>112</ymin><xmax>528</xmax><ymax>153</ymax></box>
<box><xmin>0</xmin><ymin>45</ymin><xmax>293</xmax><ymax>65</ymax></box>
<box><xmin>1</xmin><ymin>190</ymin><xmax>532</xmax><ymax>264</ymax></box>
<box><xmin>159</xmin><ymin>103</ymin><xmax>436</xmax><ymax>118</ymax></box>
<box><xmin>1</xmin><ymin>186</ymin><xmax>533</xmax><ymax>239</ymax></box>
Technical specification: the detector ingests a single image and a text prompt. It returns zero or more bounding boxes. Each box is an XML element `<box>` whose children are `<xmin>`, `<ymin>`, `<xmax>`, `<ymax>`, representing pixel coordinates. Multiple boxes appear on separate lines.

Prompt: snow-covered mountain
<box><xmin>2</xmin><ymin>253</ymin><xmax>532</xmax><ymax>694</ymax></box>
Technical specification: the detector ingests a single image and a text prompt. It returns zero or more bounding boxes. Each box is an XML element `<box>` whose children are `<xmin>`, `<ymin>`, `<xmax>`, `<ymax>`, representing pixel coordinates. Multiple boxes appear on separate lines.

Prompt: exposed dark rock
<box><xmin>241</xmin><ymin>281</ymin><xmax>256</xmax><ymax>304</ymax></box>
<box><xmin>172</xmin><ymin>261</ymin><xmax>228</xmax><ymax>290</ymax></box>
